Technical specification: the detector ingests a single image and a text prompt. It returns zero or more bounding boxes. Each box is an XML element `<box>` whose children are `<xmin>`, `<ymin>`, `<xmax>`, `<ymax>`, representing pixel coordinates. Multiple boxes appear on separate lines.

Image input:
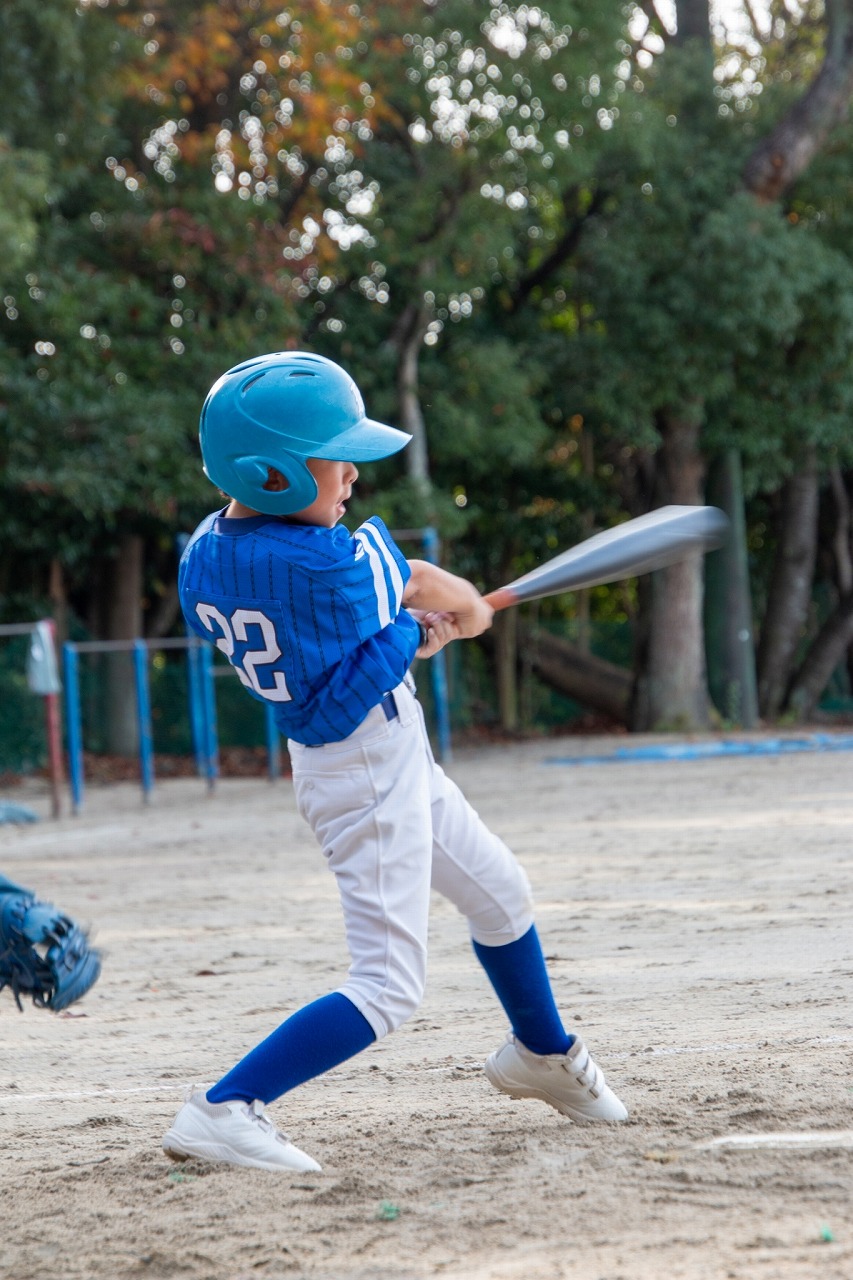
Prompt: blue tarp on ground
<box><xmin>547</xmin><ymin>732</ymin><xmax>853</xmax><ymax>766</ymax></box>
<box><xmin>0</xmin><ymin>802</ymin><xmax>38</xmax><ymax>824</ymax></box>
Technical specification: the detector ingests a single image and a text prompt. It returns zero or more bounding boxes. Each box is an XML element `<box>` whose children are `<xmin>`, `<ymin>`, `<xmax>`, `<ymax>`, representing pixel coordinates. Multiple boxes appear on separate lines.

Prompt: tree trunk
<box><xmin>398</xmin><ymin>313</ymin><xmax>430</xmax><ymax>492</ymax></box>
<box><xmin>518</xmin><ymin>625</ymin><xmax>633</xmax><ymax>725</ymax></box>
<box><xmin>48</xmin><ymin>557</ymin><xmax>69</xmax><ymax>646</ymax></box>
<box><xmin>742</xmin><ymin>0</ymin><xmax>853</xmax><ymax>202</ymax></box>
<box><xmin>783</xmin><ymin>466</ymin><xmax>853</xmax><ymax>717</ymax></box>
<box><xmin>756</xmin><ymin>454</ymin><xmax>819</xmax><ymax>718</ymax></box>
<box><xmin>674</xmin><ymin>0</ymin><xmax>713</xmax><ymax>50</ymax></box>
<box><xmin>145</xmin><ymin>576</ymin><xmax>181</xmax><ymax>639</ymax></box>
<box><xmin>494</xmin><ymin>608</ymin><xmax>519</xmax><ymax>731</ymax></box>
<box><xmin>703</xmin><ymin>449</ymin><xmax>759</xmax><ymax>727</ymax></box>
<box><xmin>390</xmin><ymin>296</ymin><xmax>433</xmax><ymax>500</ymax></box>
<box><xmin>634</xmin><ymin>409</ymin><xmax>710</xmax><ymax>731</ymax></box>
<box><xmin>104</xmin><ymin>533</ymin><xmax>144</xmax><ymax>756</ymax></box>
<box><xmin>829</xmin><ymin>464</ymin><xmax>853</xmax><ymax>594</ymax></box>
<box><xmin>575</xmin><ymin>427</ymin><xmax>595</xmax><ymax>654</ymax></box>
<box><xmin>785</xmin><ymin>589</ymin><xmax>853</xmax><ymax>719</ymax></box>
<box><xmin>828</xmin><ymin>466</ymin><xmax>853</xmax><ymax>691</ymax></box>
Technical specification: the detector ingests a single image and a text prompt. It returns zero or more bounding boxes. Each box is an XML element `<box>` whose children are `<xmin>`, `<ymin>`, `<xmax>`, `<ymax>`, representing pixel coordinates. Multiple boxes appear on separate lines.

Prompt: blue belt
<box><xmin>381</xmin><ymin>691</ymin><xmax>399</xmax><ymax>721</ymax></box>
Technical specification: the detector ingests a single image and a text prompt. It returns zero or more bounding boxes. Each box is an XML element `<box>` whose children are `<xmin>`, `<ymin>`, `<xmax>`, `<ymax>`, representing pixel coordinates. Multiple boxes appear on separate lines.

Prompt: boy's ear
<box><xmin>263</xmin><ymin>467</ymin><xmax>289</xmax><ymax>492</ymax></box>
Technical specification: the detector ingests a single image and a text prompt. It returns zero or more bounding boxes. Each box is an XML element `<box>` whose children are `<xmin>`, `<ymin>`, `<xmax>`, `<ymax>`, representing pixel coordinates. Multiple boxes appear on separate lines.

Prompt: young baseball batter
<box><xmin>163</xmin><ymin>351</ymin><xmax>627</xmax><ymax>1172</ymax></box>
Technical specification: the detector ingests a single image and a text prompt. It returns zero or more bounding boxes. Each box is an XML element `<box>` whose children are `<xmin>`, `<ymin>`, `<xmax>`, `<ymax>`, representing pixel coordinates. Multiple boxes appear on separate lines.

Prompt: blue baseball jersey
<box><xmin>178</xmin><ymin>511</ymin><xmax>421</xmax><ymax>744</ymax></box>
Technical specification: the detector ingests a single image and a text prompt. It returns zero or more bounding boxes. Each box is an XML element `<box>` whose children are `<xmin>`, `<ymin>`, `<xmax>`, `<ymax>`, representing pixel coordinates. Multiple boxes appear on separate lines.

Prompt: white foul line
<box><xmin>608</xmin><ymin>1032</ymin><xmax>853</xmax><ymax>1060</ymax></box>
<box><xmin>0</xmin><ymin>1081</ymin><xmax>215</xmax><ymax>1103</ymax></box>
<box><xmin>4</xmin><ymin>1033</ymin><xmax>853</xmax><ymax>1103</ymax></box>
<box><xmin>420</xmin><ymin>1033</ymin><xmax>853</xmax><ymax>1073</ymax></box>
<box><xmin>697</xmin><ymin>1130</ymin><xmax>853</xmax><ymax>1150</ymax></box>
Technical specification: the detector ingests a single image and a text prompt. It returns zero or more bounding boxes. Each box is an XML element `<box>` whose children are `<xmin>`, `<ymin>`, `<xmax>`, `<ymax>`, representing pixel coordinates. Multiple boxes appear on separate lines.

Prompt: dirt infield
<box><xmin>2</xmin><ymin>734</ymin><xmax>852</xmax><ymax>1280</ymax></box>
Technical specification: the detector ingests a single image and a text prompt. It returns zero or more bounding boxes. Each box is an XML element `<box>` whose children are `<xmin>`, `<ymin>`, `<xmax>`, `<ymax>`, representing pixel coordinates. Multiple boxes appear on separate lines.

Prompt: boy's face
<box><xmin>299</xmin><ymin>458</ymin><xmax>359</xmax><ymax>527</ymax></box>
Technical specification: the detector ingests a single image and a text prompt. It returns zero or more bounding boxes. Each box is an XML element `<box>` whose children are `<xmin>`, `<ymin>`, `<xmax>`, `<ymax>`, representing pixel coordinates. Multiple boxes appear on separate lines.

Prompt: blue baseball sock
<box><xmin>473</xmin><ymin>924</ymin><xmax>573</xmax><ymax>1057</ymax></box>
<box><xmin>206</xmin><ymin>992</ymin><xmax>376</xmax><ymax>1105</ymax></box>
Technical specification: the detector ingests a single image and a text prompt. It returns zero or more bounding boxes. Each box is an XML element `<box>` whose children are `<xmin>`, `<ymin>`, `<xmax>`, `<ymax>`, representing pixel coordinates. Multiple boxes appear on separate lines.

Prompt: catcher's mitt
<box><xmin>0</xmin><ymin>875</ymin><xmax>101</xmax><ymax>1012</ymax></box>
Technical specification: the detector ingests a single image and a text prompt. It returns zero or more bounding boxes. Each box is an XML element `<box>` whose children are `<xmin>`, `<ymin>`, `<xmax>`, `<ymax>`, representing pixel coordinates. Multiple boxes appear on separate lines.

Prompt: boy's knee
<box><xmin>379</xmin><ymin>968</ymin><xmax>426</xmax><ymax>1033</ymax></box>
<box><xmin>340</xmin><ymin>966</ymin><xmax>426</xmax><ymax>1038</ymax></box>
<box><xmin>467</xmin><ymin>865</ymin><xmax>535</xmax><ymax>946</ymax></box>
<box><xmin>382</xmin><ymin>991</ymin><xmax>421</xmax><ymax>1034</ymax></box>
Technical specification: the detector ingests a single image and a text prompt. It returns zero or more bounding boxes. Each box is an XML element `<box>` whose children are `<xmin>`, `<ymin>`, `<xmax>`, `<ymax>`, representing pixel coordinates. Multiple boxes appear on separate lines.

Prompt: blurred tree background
<box><xmin>4</xmin><ymin>0</ymin><xmax>853</xmax><ymax>767</ymax></box>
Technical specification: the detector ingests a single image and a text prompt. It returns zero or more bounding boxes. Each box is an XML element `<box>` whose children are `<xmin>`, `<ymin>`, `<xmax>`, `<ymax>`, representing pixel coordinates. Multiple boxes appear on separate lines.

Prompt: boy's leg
<box><xmin>214</xmin><ymin>697</ymin><xmax>436</xmax><ymax>1082</ymax></box>
<box><xmin>471</xmin><ymin>926</ymin><xmax>572</xmax><ymax>1057</ymax></box>
<box><xmin>409</xmin><ymin>695</ymin><xmax>627</xmax><ymax>1122</ymax></box>
<box><xmin>164</xmin><ymin>695</ymin><xmax>436</xmax><ymax>1171</ymax></box>
<box><xmin>206</xmin><ymin>700</ymin><xmax>435</xmax><ymax>1106</ymax></box>
<box><xmin>426</xmin><ymin>769</ymin><xmax>572</xmax><ymax>1056</ymax></box>
<box><xmin>206</xmin><ymin>992</ymin><xmax>376</xmax><ymax>1105</ymax></box>
<box><xmin>165</xmin><ymin>994</ymin><xmax>374</xmax><ymax>1173</ymax></box>
<box><xmin>290</xmin><ymin>700</ymin><xmax>435</xmax><ymax>1042</ymax></box>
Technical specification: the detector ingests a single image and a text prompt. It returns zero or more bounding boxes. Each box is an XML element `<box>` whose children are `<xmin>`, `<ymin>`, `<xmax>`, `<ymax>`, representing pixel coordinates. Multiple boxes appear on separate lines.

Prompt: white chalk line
<box><xmin>4</xmin><ymin>1033</ymin><xmax>852</xmax><ymax>1103</ymax></box>
<box><xmin>609</xmin><ymin>1032</ymin><xmax>853</xmax><ymax>1061</ymax></box>
<box><xmin>697</xmin><ymin>1130</ymin><xmax>853</xmax><ymax>1151</ymax></box>
<box><xmin>1</xmin><ymin>1081</ymin><xmax>215</xmax><ymax>1103</ymax></box>
<box><xmin>421</xmin><ymin>1033</ymin><xmax>853</xmax><ymax>1073</ymax></box>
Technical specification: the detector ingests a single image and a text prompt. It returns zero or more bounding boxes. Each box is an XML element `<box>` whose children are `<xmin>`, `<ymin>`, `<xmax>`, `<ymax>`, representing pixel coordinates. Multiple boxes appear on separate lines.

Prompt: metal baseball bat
<box><xmin>483</xmin><ymin>505</ymin><xmax>730</xmax><ymax>611</ymax></box>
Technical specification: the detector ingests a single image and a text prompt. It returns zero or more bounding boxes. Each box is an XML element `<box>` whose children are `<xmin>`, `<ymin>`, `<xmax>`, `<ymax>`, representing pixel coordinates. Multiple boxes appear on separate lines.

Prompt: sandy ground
<box><xmin>1</xmin><ymin>733</ymin><xmax>852</xmax><ymax>1280</ymax></box>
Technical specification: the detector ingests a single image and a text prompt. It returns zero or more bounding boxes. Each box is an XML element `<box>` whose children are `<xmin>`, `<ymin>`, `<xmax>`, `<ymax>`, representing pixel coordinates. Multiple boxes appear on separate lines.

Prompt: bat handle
<box><xmin>483</xmin><ymin>587</ymin><xmax>519</xmax><ymax>613</ymax></box>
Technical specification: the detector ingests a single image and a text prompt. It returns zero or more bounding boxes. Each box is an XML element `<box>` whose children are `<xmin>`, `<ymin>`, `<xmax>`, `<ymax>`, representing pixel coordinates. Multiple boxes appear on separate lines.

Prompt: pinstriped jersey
<box><xmin>178</xmin><ymin>510</ymin><xmax>420</xmax><ymax>745</ymax></box>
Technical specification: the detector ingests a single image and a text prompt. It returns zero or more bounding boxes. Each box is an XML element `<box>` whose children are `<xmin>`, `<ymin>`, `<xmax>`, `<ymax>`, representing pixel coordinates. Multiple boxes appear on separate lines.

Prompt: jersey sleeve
<box><xmin>348</xmin><ymin>517</ymin><xmax>411</xmax><ymax>640</ymax></box>
<box><xmin>300</xmin><ymin>516</ymin><xmax>410</xmax><ymax>646</ymax></box>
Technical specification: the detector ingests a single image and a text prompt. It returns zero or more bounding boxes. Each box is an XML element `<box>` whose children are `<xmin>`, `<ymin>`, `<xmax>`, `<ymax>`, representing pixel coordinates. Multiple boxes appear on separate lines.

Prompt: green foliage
<box><xmin>423</xmin><ymin>336</ymin><xmax>548</xmax><ymax>473</ymax></box>
<box><xmin>0</xmin><ymin>0</ymin><xmax>117</xmax><ymax>157</ymax></box>
<box><xmin>4</xmin><ymin>0</ymin><xmax>853</xmax><ymax>740</ymax></box>
<box><xmin>0</xmin><ymin>143</ymin><xmax>50</xmax><ymax>281</ymax></box>
<box><xmin>543</xmin><ymin>41</ymin><xmax>853</xmax><ymax>508</ymax></box>
<box><xmin>710</xmin><ymin>219</ymin><xmax>853</xmax><ymax>487</ymax></box>
<box><xmin>0</xmin><ymin>637</ymin><xmax>45</xmax><ymax>774</ymax></box>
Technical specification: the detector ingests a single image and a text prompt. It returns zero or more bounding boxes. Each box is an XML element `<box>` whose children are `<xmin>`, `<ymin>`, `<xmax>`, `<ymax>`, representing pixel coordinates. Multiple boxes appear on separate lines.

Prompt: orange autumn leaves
<box><xmin>116</xmin><ymin>1</ymin><xmax>407</xmax><ymax>181</ymax></box>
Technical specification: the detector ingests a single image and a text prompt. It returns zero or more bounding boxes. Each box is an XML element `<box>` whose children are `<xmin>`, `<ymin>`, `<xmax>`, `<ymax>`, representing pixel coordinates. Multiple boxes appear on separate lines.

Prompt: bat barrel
<box><xmin>484</xmin><ymin>505</ymin><xmax>730</xmax><ymax>610</ymax></box>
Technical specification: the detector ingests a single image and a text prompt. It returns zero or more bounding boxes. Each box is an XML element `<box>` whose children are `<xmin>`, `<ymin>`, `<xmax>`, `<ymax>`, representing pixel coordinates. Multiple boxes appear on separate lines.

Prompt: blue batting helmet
<box><xmin>199</xmin><ymin>351</ymin><xmax>411</xmax><ymax>516</ymax></box>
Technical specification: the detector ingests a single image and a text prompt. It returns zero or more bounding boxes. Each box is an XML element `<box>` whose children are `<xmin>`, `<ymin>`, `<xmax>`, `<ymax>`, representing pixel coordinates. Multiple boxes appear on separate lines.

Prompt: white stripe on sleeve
<box><xmin>353</xmin><ymin>527</ymin><xmax>392</xmax><ymax>627</ymax></box>
<box><xmin>361</xmin><ymin>522</ymin><xmax>405</xmax><ymax>614</ymax></box>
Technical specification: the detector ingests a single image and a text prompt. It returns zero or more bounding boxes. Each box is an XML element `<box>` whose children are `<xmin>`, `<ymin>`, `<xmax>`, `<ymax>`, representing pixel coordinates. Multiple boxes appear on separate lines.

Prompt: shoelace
<box><xmin>569</xmin><ymin>1050</ymin><xmax>604</xmax><ymax>1096</ymax></box>
<box><xmin>245</xmin><ymin>1098</ymin><xmax>291</xmax><ymax>1142</ymax></box>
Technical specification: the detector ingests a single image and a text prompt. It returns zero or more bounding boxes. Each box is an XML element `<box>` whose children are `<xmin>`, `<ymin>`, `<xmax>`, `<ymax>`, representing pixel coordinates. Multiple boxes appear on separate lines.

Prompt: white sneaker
<box><xmin>484</xmin><ymin>1033</ymin><xmax>628</xmax><ymax>1124</ymax></box>
<box><xmin>162</xmin><ymin>1091</ymin><xmax>322</xmax><ymax>1172</ymax></box>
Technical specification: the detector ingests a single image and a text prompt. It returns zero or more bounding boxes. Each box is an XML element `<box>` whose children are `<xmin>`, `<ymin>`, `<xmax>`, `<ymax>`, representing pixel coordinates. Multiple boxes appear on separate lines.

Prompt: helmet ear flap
<box><xmin>228</xmin><ymin>453</ymin><xmax>319</xmax><ymax>515</ymax></box>
<box><xmin>231</xmin><ymin>456</ymin><xmax>273</xmax><ymax>490</ymax></box>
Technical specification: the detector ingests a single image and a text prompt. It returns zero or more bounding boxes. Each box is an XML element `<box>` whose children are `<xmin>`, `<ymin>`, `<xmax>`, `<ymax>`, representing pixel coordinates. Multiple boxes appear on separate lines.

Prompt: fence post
<box><xmin>133</xmin><ymin>641</ymin><xmax>155</xmax><ymax>803</ymax></box>
<box><xmin>421</xmin><ymin>526</ymin><xmax>453</xmax><ymax>763</ymax></box>
<box><xmin>62</xmin><ymin>643</ymin><xmax>84</xmax><ymax>815</ymax></box>
<box><xmin>199</xmin><ymin>644</ymin><xmax>219</xmax><ymax>790</ymax></box>
<box><xmin>43</xmin><ymin>621</ymin><xmax>63</xmax><ymax>819</ymax></box>
<box><xmin>186</xmin><ymin>639</ymin><xmax>206</xmax><ymax>776</ymax></box>
<box><xmin>265</xmin><ymin>704</ymin><xmax>281</xmax><ymax>781</ymax></box>
<box><xmin>24</xmin><ymin>618</ymin><xmax>63</xmax><ymax>818</ymax></box>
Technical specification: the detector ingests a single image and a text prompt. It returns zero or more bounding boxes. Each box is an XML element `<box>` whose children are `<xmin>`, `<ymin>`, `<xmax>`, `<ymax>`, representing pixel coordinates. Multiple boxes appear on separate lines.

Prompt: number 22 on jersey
<box><xmin>195</xmin><ymin>604</ymin><xmax>292</xmax><ymax>702</ymax></box>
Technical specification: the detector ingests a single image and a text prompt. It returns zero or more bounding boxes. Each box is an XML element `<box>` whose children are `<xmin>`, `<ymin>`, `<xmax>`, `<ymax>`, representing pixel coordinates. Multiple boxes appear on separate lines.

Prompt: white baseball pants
<box><xmin>288</xmin><ymin>679</ymin><xmax>534</xmax><ymax>1040</ymax></box>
